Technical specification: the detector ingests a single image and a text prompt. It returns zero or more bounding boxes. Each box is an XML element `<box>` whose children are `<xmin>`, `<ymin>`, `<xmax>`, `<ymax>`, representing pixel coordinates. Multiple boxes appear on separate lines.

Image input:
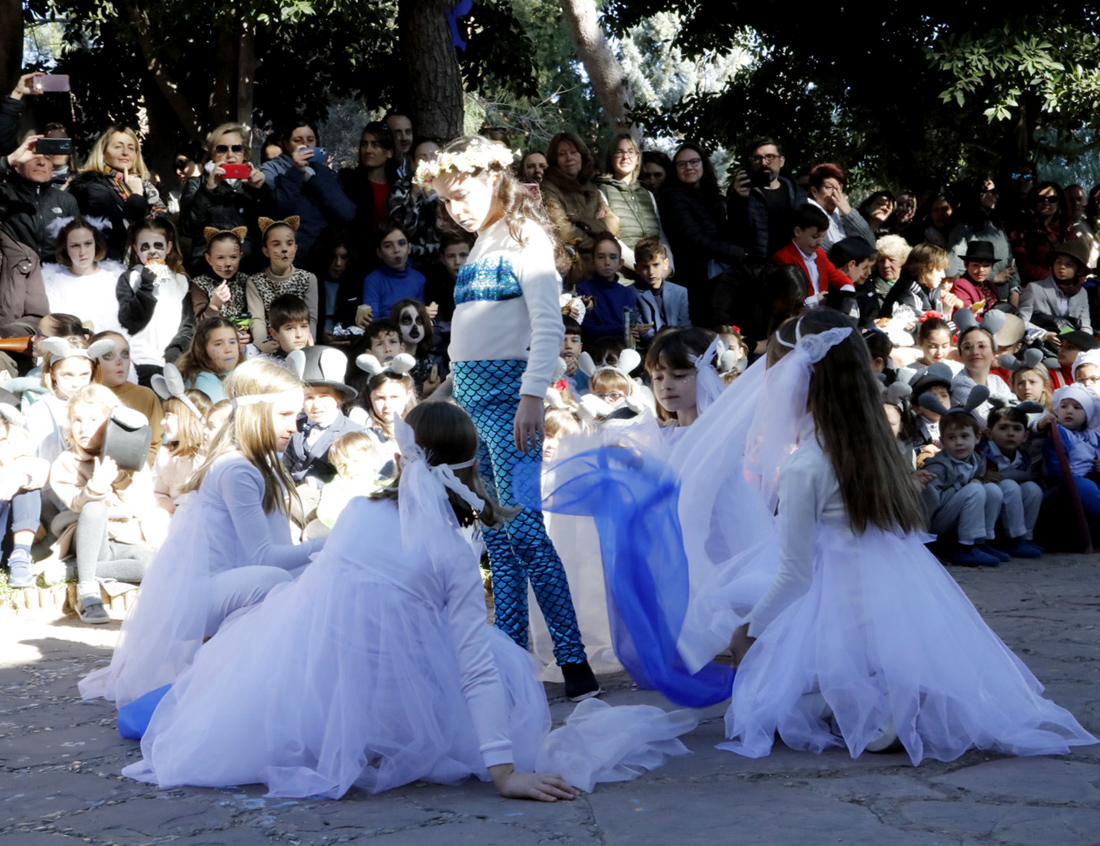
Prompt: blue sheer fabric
<box><xmin>515</xmin><ymin>447</ymin><xmax>733</xmax><ymax>707</ymax></box>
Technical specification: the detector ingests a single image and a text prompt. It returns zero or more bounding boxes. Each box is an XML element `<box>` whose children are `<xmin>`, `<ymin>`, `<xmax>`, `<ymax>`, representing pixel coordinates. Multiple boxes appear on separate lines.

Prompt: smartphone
<box><xmin>33</xmin><ymin>75</ymin><xmax>70</xmax><ymax>93</ymax></box>
<box><xmin>303</xmin><ymin>147</ymin><xmax>328</xmax><ymax>165</ymax></box>
<box><xmin>220</xmin><ymin>163</ymin><xmax>251</xmax><ymax>179</ymax></box>
<box><xmin>34</xmin><ymin>137</ymin><xmax>71</xmax><ymax>156</ymax></box>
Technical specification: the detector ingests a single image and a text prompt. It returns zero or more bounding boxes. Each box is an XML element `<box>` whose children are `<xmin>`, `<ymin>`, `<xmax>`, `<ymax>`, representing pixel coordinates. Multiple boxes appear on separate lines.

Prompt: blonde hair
<box><xmin>589</xmin><ymin>368</ymin><xmax>632</xmax><ymax>397</ymax></box>
<box><xmin>329</xmin><ymin>430</ymin><xmax>377</xmax><ymax>476</ymax></box>
<box><xmin>545</xmin><ymin>406</ymin><xmax>582</xmax><ymax>440</ymax></box>
<box><xmin>184</xmin><ymin>358</ymin><xmax>303</xmax><ymax>514</ymax></box>
<box><xmin>82</xmin><ymin>126</ymin><xmax>151</xmax><ymax>180</ymax></box>
<box><xmin>165</xmin><ymin>391</ymin><xmax>214</xmax><ymax>459</ymax></box>
<box><xmin>65</xmin><ymin>383</ymin><xmax>119</xmax><ymax>452</ymax></box>
<box><xmin>205</xmin><ymin>122</ymin><xmax>253</xmax><ymax>162</ymax></box>
<box><xmin>42</xmin><ymin>336</ymin><xmax>94</xmax><ymax>394</ymax></box>
<box><xmin>1010</xmin><ymin>366</ymin><xmax>1054</xmax><ymax>411</ymax></box>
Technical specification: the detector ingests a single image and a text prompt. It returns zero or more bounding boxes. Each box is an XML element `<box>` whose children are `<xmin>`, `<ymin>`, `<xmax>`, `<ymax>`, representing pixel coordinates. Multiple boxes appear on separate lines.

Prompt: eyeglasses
<box><xmin>596</xmin><ymin>391</ymin><xmax>626</xmax><ymax>402</ymax></box>
<box><xmin>751</xmin><ymin>154</ymin><xmax>779</xmax><ymax>164</ymax></box>
<box><xmin>1036</xmin><ymin>196</ymin><xmax>1058</xmax><ymax>205</ymax></box>
<box><xmin>1078</xmin><ymin>375</ymin><xmax>1100</xmax><ymax>386</ymax></box>
<box><xmin>1011</xmin><ymin>172</ymin><xmax>1035</xmax><ymax>181</ymax></box>
<box><xmin>214</xmin><ymin>144</ymin><xmax>245</xmax><ymax>154</ymax></box>
<box><xmin>676</xmin><ymin>157</ymin><xmax>702</xmax><ymax>170</ymax></box>
<box><xmin>612</xmin><ymin>149</ymin><xmax>638</xmax><ymax>158</ymax></box>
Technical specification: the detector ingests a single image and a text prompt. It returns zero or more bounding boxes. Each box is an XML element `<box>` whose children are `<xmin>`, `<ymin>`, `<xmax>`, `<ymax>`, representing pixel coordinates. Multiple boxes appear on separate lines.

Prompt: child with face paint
<box><xmin>389</xmin><ymin>298</ymin><xmax>445</xmax><ymax>397</ymax></box>
<box><xmin>190</xmin><ymin>228</ymin><xmax>252</xmax><ymax>338</ymax></box>
<box><xmin>117</xmin><ymin>217</ymin><xmax>194</xmax><ymax>384</ymax></box>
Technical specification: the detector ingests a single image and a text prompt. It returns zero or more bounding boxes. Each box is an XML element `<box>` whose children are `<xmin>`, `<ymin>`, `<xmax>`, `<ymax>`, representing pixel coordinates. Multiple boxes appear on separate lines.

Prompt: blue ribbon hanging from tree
<box><xmin>447</xmin><ymin>0</ymin><xmax>473</xmax><ymax>50</ymax></box>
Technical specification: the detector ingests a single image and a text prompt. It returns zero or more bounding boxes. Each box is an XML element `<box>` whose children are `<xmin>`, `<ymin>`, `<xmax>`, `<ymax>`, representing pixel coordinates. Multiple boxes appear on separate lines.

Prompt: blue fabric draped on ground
<box><xmin>514</xmin><ymin>447</ymin><xmax>733</xmax><ymax>707</ymax></box>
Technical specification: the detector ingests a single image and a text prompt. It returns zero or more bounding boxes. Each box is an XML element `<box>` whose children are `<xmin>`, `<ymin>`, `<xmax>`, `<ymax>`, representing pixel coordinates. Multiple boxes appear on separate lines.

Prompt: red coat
<box><xmin>772</xmin><ymin>242</ymin><xmax>855</xmax><ymax>303</ymax></box>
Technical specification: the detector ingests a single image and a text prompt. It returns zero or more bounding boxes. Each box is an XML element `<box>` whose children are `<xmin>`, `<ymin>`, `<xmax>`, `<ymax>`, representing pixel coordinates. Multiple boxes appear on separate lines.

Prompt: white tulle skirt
<box><xmin>721</xmin><ymin>522</ymin><xmax>1096</xmax><ymax>764</ymax></box>
<box><xmin>123</xmin><ymin>530</ymin><xmax>693</xmax><ymax>798</ymax></box>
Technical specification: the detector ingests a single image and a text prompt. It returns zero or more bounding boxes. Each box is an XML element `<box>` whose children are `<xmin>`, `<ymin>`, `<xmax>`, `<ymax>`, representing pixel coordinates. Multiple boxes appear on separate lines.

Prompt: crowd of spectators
<box><xmin>2</xmin><ymin>68</ymin><xmax>1100</xmax><ymax>618</ymax></box>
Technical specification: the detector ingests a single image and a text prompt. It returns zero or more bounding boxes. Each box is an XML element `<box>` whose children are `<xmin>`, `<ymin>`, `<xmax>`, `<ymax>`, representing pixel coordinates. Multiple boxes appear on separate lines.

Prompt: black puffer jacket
<box><xmin>0</xmin><ymin>157</ymin><xmax>80</xmax><ymax>262</ymax></box>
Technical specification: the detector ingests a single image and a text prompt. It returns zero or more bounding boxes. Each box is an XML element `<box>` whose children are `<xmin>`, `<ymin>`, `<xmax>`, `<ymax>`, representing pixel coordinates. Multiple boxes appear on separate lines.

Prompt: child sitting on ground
<box><xmin>283</xmin><ymin>346</ymin><xmax>364</xmax><ymax>487</ymax></box>
<box><xmin>920</xmin><ymin>390</ymin><xmax>1008</xmax><ymax>566</ymax></box>
<box><xmin>151</xmin><ymin>378</ymin><xmax>213</xmax><ymax>514</ymax></box>
<box><xmin>175</xmin><ymin>317</ymin><xmax>242</xmax><ymax>403</ymax></box>
<box><xmin>315</xmin><ymin>431</ymin><xmax>384</xmax><ymax>529</ymax></box>
<box><xmin>1043</xmin><ymin>385</ymin><xmax>1100</xmax><ymax>518</ymax></box>
<box><xmin>0</xmin><ymin>404</ymin><xmax>50</xmax><ymax>588</ymax></box>
<box><xmin>981</xmin><ymin>405</ymin><xmax>1044</xmax><ymax>554</ymax></box>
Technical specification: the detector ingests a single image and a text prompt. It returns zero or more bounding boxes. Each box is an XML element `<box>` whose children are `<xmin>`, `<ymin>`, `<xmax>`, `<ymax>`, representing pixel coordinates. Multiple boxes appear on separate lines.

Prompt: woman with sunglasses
<box><xmin>179</xmin><ymin>123</ymin><xmax>272</xmax><ymax>276</ymax></box>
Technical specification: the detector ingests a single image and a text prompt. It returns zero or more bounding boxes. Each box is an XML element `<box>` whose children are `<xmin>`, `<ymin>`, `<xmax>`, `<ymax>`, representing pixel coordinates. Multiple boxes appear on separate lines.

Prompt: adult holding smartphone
<box><xmin>67</xmin><ymin>126</ymin><xmax>167</xmax><ymax>262</ymax></box>
<box><xmin>179</xmin><ymin>123</ymin><xmax>271</xmax><ymax>276</ymax></box>
<box><xmin>0</xmin><ymin>133</ymin><xmax>80</xmax><ymax>263</ymax></box>
<box><xmin>260</xmin><ymin>122</ymin><xmax>355</xmax><ymax>265</ymax></box>
<box><xmin>2</xmin><ymin>72</ymin><xmax>76</xmax><ymax>188</ymax></box>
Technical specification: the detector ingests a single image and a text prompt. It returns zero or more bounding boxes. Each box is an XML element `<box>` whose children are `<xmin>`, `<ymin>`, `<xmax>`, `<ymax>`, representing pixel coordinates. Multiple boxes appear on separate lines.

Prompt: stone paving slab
<box><xmin>0</xmin><ymin>553</ymin><xmax>1098</xmax><ymax>845</ymax></box>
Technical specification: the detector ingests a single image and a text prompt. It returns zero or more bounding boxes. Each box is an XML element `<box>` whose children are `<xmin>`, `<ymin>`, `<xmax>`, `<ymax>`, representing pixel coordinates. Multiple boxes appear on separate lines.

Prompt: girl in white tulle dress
<box><xmin>123</xmin><ymin>402</ymin><xmax>694</xmax><ymax>800</ymax></box>
<box><xmin>717</xmin><ymin>311</ymin><xmax>1095</xmax><ymax>762</ymax></box>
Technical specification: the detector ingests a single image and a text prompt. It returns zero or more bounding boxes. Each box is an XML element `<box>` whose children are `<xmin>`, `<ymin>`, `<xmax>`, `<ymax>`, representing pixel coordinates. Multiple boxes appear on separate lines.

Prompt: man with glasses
<box><xmin>727</xmin><ymin>136</ymin><xmax>804</xmax><ymax>259</ymax></box>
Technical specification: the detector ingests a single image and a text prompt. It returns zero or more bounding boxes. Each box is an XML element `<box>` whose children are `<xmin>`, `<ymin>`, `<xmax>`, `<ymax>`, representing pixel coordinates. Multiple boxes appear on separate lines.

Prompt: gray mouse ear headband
<box><xmin>999</xmin><ymin>348</ymin><xmax>1044</xmax><ymax>372</ymax></box>
<box><xmin>918</xmin><ymin>384</ymin><xmax>989</xmax><ymax>420</ymax></box>
<box><xmin>151</xmin><ymin>363</ymin><xmax>206</xmax><ymax>424</ymax></box>
<box><xmin>884</xmin><ymin>380</ymin><xmax>912</xmax><ymax>409</ymax></box>
<box><xmin>41</xmin><ymin>336</ymin><xmax>114</xmax><ymax>364</ymax></box>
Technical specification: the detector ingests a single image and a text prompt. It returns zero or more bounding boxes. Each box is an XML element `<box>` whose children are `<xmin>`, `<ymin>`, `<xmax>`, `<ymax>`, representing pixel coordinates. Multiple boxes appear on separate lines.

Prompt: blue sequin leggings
<box><xmin>452</xmin><ymin>360</ymin><xmax>587</xmax><ymax>665</ymax></box>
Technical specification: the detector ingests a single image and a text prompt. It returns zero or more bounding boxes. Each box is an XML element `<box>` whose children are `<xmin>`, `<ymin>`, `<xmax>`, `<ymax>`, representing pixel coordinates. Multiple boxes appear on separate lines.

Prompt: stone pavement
<box><xmin>1</xmin><ymin>553</ymin><xmax>1098</xmax><ymax>846</ymax></box>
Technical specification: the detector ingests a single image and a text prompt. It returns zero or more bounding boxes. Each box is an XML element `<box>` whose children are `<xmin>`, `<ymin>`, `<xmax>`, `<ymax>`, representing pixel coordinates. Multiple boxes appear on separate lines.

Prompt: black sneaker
<box><xmin>561</xmin><ymin>661</ymin><xmax>601</xmax><ymax>701</ymax></box>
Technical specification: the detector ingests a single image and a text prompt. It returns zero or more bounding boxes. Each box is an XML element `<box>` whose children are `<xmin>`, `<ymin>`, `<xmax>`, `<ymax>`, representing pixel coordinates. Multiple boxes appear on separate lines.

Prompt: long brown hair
<box><xmin>183</xmin><ymin>358</ymin><xmax>302</xmax><ymax>514</ymax></box>
<box><xmin>434</xmin><ymin>135</ymin><xmax>570</xmax><ymax>274</ymax></box>
<box><xmin>645</xmin><ymin>326</ymin><xmax>716</xmax><ymax>424</ymax></box>
<box><xmin>177</xmin><ymin>317</ymin><xmax>240</xmax><ymax>384</ymax></box>
<box><xmin>371</xmin><ymin>402</ymin><xmax>515</xmax><ymax>528</ymax></box>
<box><xmin>798</xmin><ymin>310</ymin><xmax>925</xmax><ymax>533</ymax></box>
<box><xmin>164</xmin><ymin>390</ymin><xmax>214</xmax><ymax>459</ymax></box>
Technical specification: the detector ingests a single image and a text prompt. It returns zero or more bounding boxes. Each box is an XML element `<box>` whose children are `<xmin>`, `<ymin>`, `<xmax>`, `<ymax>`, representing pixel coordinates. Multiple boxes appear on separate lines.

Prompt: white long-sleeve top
<box><xmin>744</xmin><ymin>430</ymin><xmax>846</xmax><ymax>637</ymax></box>
<box><xmin>448</xmin><ymin>217</ymin><xmax>564</xmax><ymax>398</ymax></box>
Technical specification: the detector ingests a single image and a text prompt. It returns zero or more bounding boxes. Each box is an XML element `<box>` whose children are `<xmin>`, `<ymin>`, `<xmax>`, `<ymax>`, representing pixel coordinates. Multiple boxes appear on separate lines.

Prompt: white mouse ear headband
<box><xmin>41</xmin><ymin>336</ymin><xmax>114</xmax><ymax>364</ymax></box>
<box><xmin>918</xmin><ymin>384</ymin><xmax>989</xmax><ymax>420</ymax></box>
<box><xmin>151</xmin><ymin>363</ymin><xmax>206</xmax><ymax>424</ymax></box>
<box><xmin>576</xmin><ymin>349</ymin><xmax>641</xmax><ymax>380</ymax></box>
<box><xmin>355</xmin><ymin>352</ymin><xmax>416</xmax><ymax>379</ymax></box>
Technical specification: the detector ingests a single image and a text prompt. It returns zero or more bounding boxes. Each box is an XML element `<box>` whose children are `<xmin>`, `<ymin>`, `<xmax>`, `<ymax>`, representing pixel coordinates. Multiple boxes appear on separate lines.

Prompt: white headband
<box><xmin>230</xmin><ymin>388</ymin><xmax>301</xmax><ymax>410</ymax></box>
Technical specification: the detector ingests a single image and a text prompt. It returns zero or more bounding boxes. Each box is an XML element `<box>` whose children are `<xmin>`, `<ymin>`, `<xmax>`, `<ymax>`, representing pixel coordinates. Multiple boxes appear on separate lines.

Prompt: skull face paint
<box><xmin>398</xmin><ymin>304</ymin><xmax>424</xmax><ymax>345</ymax></box>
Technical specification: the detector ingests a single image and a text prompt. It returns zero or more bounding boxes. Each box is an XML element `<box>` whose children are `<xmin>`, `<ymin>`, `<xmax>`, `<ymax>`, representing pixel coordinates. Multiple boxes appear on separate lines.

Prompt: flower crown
<box><xmin>414</xmin><ymin>145</ymin><xmax>519</xmax><ymax>187</ymax></box>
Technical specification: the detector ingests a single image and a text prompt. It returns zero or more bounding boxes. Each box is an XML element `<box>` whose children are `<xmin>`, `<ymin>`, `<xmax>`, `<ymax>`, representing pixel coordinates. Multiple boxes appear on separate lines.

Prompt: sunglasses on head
<box><xmin>215</xmin><ymin>144</ymin><xmax>245</xmax><ymax>154</ymax></box>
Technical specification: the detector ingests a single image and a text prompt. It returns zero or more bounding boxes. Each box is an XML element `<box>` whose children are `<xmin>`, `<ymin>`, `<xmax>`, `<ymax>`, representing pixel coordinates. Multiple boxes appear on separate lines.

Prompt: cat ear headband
<box><xmin>42</xmin><ymin>336</ymin><xmax>114</xmax><ymax>364</ymax></box>
<box><xmin>355</xmin><ymin>352</ymin><xmax>416</xmax><ymax>379</ymax></box>
<box><xmin>258</xmin><ymin>216</ymin><xmax>300</xmax><ymax>234</ymax></box>
<box><xmin>151</xmin><ymin>363</ymin><xmax>206</xmax><ymax>424</ymax></box>
<box><xmin>203</xmin><ymin>226</ymin><xmax>248</xmax><ymax>245</ymax></box>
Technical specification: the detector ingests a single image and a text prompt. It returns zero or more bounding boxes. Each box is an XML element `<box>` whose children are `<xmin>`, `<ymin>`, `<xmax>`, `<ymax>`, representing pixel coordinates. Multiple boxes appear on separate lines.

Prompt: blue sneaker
<box><xmin>1003</xmin><ymin>538</ymin><xmax>1044</xmax><ymax>559</ymax></box>
<box><xmin>952</xmin><ymin>545</ymin><xmax>1001</xmax><ymax>567</ymax></box>
<box><xmin>977</xmin><ymin>543</ymin><xmax>1011</xmax><ymax>563</ymax></box>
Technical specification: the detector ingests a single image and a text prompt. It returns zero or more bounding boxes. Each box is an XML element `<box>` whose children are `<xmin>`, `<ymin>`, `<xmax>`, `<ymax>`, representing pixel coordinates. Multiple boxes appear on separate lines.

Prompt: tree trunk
<box><xmin>235</xmin><ymin>9</ymin><xmax>259</xmax><ymax>131</ymax></box>
<box><xmin>397</xmin><ymin>0</ymin><xmax>463</xmax><ymax>140</ymax></box>
<box><xmin>0</xmin><ymin>0</ymin><xmax>22</xmax><ymax>97</ymax></box>
<box><xmin>560</xmin><ymin>0</ymin><xmax>635</xmax><ymax>134</ymax></box>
